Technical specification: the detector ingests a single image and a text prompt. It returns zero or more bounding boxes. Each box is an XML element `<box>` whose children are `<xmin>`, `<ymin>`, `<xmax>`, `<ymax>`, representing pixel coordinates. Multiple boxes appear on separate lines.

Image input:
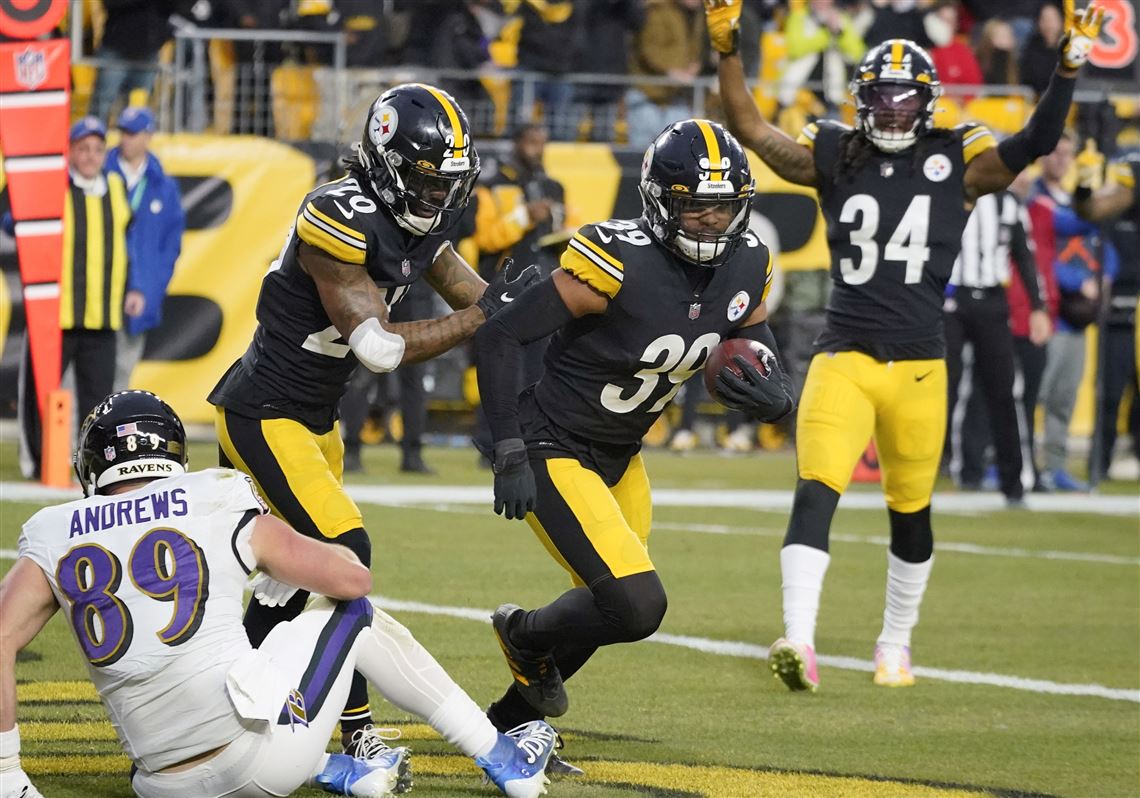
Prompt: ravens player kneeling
<box><xmin>474</xmin><ymin>120</ymin><xmax>796</xmax><ymax>771</ymax></box>
<box><xmin>705</xmin><ymin>0</ymin><xmax>1104</xmax><ymax>690</ymax></box>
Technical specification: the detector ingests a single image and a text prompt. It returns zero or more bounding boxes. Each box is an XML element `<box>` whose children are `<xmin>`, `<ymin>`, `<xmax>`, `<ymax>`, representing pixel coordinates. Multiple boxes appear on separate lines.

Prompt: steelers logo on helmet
<box><xmin>355</xmin><ymin>83</ymin><xmax>480</xmax><ymax>236</ymax></box>
<box><xmin>850</xmin><ymin>39</ymin><xmax>942</xmax><ymax>154</ymax></box>
<box><xmin>639</xmin><ymin>119</ymin><xmax>755</xmax><ymax>268</ymax></box>
<box><xmin>74</xmin><ymin>390</ymin><xmax>188</xmax><ymax>497</ymax></box>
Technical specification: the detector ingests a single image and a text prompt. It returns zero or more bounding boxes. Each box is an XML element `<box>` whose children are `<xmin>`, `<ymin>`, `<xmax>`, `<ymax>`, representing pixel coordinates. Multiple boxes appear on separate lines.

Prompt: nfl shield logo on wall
<box><xmin>14</xmin><ymin>47</ymin><xmax>46</xmax><ymax>90</ymax></box>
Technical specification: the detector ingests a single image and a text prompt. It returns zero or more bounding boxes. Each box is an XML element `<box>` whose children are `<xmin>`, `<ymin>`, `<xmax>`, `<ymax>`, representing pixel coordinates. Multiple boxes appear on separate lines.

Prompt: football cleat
<box><xmin>492</xmin><ymin>604</ymin><xmax>568</xmax><ymax>717</ymax></box>
<box><xmin>546</xmin><ymin>730</ymin><xmax>585</xmax><ymax>777</ymax></box>
<box><xmin>768</xmin><ymin>638</ymin><xmax>820</xmax><ymax>692</ymax></box>
<box><xmin>476</xmin><ymin>720</ymin><xmax>557</xmax><ymax>798</ymax></box>
<box><xmin>312</xmin><ymin>748</ymin><xmax>412</xmax><ymax>797</ymax></box>
<box><xmin>873</xmin><ymin>643</ymin><xmax>916</xmax><ymax>687</ymax></box>
<box><xmin>669</xmin><ymin>429</ymin><xmax>699</xmax><ymax>453</ymax></box>
<box><xmin>342</xmin><ymin>727</ymin><xmax>413</xmax><ymax>793</ymax></box>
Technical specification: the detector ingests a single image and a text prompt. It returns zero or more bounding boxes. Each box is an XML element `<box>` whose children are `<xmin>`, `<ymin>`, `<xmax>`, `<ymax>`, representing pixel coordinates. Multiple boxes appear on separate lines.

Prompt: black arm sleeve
<box><xmin>997</xmin><ymin>71</ymin><xmax>1076</xmax><ymax>174</ymax></box>
<box><xmin>1010</xmin><ymin>209</ymin><xmax>1045</xmax><ymax>311</ymax></box>
<box><xmin>474</xmin><ymin>276</ymin><xmax>575</xmax><ymax>443</ymax></box>
<box><xmin>731</xmin><ymin>319</ymin><xmax>798</xmax><ymax>421</ymax></box>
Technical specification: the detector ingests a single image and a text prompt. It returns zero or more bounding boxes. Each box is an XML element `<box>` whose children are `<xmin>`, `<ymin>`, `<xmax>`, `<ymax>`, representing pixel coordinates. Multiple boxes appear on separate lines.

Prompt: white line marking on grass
<box><xmin>2</xmin><ymin>482</ymin><xmax>1137</xmax><ymax>515</ymax></box>
<box><xmin>372</xmin><ymin>595</ymin><xmax>1140</xmax><ymax>704</ymax></box>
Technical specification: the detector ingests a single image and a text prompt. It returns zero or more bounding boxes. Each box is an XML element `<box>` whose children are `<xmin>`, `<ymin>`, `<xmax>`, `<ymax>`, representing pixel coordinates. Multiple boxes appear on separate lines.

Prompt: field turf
<box><xmin>1</xmin><ymin>442</ymin><xmax>1136</xmax><ymax>797</ymax></box>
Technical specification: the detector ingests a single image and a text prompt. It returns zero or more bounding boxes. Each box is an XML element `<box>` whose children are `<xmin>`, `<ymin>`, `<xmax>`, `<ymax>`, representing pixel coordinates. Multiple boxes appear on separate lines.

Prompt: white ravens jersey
<box><xmin>17</xmin><ymin>468</ymin><xmax>267</xmax><ymax>772</ymax></box>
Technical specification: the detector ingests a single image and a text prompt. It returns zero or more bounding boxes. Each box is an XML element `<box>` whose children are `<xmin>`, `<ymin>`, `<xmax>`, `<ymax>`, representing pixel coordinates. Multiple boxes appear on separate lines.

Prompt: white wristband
<box><xmin>0</xmin><ymin>724</ymin><xmax>20</xmax><ymax>768</ymax></box>
<box><xmin>348</xmin><ymin>317</ymin><xmax>405</xmax><ymax>374</ymax></box>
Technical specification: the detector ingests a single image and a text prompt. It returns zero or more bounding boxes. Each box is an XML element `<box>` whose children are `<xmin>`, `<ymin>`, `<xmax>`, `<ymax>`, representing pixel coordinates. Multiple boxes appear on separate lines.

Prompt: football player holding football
<box><xmin>704</xmin><ymin>0</ymin><xmax>1103</xmax><ymax>690</ymax></box>
<box><xmin>474</xmin><ymin>119</ymin><xmax>796</xmax><ymax>764</ymax></box>
<box><xmin>208</xmin><ymin>83</ymin><xmax>538</xmax><ymax>753</ymax></box>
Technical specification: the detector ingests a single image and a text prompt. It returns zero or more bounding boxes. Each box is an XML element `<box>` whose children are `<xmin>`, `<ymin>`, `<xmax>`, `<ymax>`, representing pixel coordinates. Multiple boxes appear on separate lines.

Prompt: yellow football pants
<box><xmin>796</xmin><ymin>351</ymin><xmax>947</xmax><ymax>513</ymax></box>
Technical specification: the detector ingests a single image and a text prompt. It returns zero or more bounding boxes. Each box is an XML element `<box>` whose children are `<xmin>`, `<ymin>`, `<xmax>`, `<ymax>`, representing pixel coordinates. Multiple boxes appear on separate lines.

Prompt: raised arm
<box><xmin>706</xmin><ymin>1</ymin><xmax>818</xmax><ymax>187</ymax></box>
<box><xmin>965</xmin><ymin>0</ymin><xmax>1104</xmax><ymax>202</ymax></box>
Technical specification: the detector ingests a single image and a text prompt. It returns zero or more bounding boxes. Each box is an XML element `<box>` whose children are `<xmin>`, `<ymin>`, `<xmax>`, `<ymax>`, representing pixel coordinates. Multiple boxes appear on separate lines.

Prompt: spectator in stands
<box><xmin>433</xmin><ymin>0</ymin><xmax>497</xmax><ymax>136</ymax></box>
<box><xmin>215</xmin><ymin>0</ymin><xmax>291</xmax><ymax>135</ymax></box>
<box><xmin>863</xmin><ymin>0</ymin><xmax>954</xmax><ymax>50</ymax></box>
<box><xmin>575</xmin><ymin>0</ymin><xmax>647</xmax><ymax>142</ymax></box>
<box><xmin>627</xmin><ymin>0</ymin><xmax>707</xmax><ymax>146</ymax></box>
<box><xmin>1020</xmin><ymin>2</ymin><xmax>1064</xmax><ymax>96</ymax></box>
<box><xmin>88</xmin><ymin>0</ymin><xmax>177</xmax><ymax>121</ymax></box>
<box><xmin>1031</xmin><ymin>132</ymin><xmax>1119</xmax><ymax>492</ymax></box>
<box><xmin>929</xmin><ymin>3</ymin><xmax>984</xmax><ymax>95</ymax></box>
<box><xmin>976</xmin><ymin>18</ymin><xmax>1020</xmax><ymax>86</ymax></box>
<box><xmin>106</xmin><ymin>107</ymin><xmax>184</xmax><ymax>392</ymax></box>
<box><xmin>961</xmin><ymin>0</ymin><xmax>1043</xmax><ymax>49</ymax></box>
<box><xmin>777</xmin><ymin>0</ymin><xmax>866</xmax><ymax>116</ymax></box>
<box><xmin>509</xmin><ymin>0</ymin><xmax>580</xmax><ymax>141</ymax></box>
<box><xmin>13</xmin><ymin>118</ymin><xmax>133</xmax><ymax>478</ymax></box>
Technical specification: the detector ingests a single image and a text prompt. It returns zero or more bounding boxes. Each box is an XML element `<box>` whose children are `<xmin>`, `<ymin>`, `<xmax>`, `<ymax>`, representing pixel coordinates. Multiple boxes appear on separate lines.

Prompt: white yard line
<box><xmin>2</xmin><ymin>482</ymin><xmax>1137</xmax><ymax>516</ymax></box>
<box><xmin>373</xmin><ymin>596</ymin><xmax>1140</xmax><ymax>704</ymax></box>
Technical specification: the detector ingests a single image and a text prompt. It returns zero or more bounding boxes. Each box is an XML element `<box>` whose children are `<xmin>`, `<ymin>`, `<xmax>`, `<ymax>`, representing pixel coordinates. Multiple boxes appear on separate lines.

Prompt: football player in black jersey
<box><xmin>474</xmin><ymin>119</ymin><xmax>796</xmax><ymax>764</ymax></box>
<box><xmin>208</xmin><ymin>83</ymin><xmax>538</xmax><ymax>755</ymax></box>
<box><xmin>705</xmin><ymin>0</ymin><xmax>1104</xmax><ymax>690</ymax></box>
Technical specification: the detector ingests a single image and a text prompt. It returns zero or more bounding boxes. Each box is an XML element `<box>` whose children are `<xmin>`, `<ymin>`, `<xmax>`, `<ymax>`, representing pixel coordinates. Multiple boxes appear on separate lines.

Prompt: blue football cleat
<box><xmin>476</xmin><ymin>720</ymin><xmax>557</xmax><ymax>798</ymax></box>
<box><xmin>313</xmin><ymin>746</ymin><xmax>412</xmax><ymax>797</ymax></box>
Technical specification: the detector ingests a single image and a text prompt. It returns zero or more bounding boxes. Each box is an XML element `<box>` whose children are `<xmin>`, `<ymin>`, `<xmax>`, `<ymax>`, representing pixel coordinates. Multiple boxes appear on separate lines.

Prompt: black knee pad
<box><xmin>783</xmin><ymin>479</ymin><xmax>840</xmax><ymax>552</ymax></box>
<box><xmin>593</xmin><ymin>571</ymin><xmax>668</xmax><ymax>642</ymax></box>
<box><xmin>888</xmin><ymin>505</ymin><xmax>933</xmax><ymax>563</ymax></box>
<box><xmin>335</xmin><ymin>527</ymin><xmax>372</xmax><ymax>568</ymax></box>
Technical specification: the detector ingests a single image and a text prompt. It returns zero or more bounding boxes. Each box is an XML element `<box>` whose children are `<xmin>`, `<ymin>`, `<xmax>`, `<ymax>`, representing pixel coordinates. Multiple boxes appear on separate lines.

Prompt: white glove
<box><xmin>1</xmin><ymin>727</ymin><xmax>44</xmax><ymax>798</ymax></box>
<box><xmin>249</xmin><ymin>571</ymin><xmax>299</xmax><ymax>608</ymax></box>
<box><xmin>0</xmin><ymin>767</ymin><xmax>44</xmax><ymax>798</ymax></box>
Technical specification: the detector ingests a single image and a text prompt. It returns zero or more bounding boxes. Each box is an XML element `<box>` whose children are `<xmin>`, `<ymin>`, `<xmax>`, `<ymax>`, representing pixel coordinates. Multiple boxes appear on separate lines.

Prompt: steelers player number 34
<box><xmin>839</xmin><ymin>193</ymin><xmax>932</xmax><ymax>285</ymax></box>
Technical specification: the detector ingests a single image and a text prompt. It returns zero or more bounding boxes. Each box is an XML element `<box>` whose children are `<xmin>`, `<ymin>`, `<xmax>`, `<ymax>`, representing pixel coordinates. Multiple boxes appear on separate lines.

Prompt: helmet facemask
<box><xmin>359</xmin><ymin>143</ymin><xmax>479</xmax><ymax>236</ymax></box>
<box><xmin>855</xmin><ymin>81</ymin><xmax>940</xmax><ymax>154</ymax></box>
<box><xmin>642</xmin><ymin>182</ymin><xmax>753</xmax><ymax>267</ymax></box>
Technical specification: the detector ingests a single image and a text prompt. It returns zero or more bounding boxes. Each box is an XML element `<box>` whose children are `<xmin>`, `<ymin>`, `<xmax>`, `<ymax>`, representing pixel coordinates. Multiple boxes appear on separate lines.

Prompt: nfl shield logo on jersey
<box><xmin>688</xmin><ymin>302</ymin><xmax>701</xmax><ymax>320</ymax></box>
<box><xmin>14</xmin><ymin>46</ymin><xmax>46</xmax><ymax>90</ymax></box>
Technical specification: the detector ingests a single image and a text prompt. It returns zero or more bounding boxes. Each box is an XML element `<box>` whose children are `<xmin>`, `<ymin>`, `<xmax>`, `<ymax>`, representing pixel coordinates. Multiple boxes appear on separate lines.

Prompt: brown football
<box><xmin>703</xmin><ymin>338</ymin><xmax>774</xmax><ymax>401</ymax></box>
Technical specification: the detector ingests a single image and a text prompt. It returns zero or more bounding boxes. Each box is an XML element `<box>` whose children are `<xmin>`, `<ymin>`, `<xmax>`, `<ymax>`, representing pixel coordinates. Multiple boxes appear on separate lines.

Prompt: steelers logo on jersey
<box><xmin>728</xmin><ymin>291</ymin><xmax>750</xmax><ymax>321</ymax></box>
<box><xmin>923</xmin><ymin>153</ymin><xmax>952</xmax><ymax>182</ymax></box>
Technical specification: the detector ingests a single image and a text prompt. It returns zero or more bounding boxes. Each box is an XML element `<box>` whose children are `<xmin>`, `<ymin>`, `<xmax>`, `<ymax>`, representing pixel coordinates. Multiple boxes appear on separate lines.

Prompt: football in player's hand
<box><xmin>703</xmin><ymin>338</ymin><xmax>773</xmax><ymax>401</ymax></box>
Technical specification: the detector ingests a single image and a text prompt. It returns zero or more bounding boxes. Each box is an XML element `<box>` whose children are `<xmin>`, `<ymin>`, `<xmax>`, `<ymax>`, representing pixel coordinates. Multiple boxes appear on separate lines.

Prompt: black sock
<box><xmin>340</xmin><ymin>672</ymin><xmax>372</xmax><ymax>741</ymax></box>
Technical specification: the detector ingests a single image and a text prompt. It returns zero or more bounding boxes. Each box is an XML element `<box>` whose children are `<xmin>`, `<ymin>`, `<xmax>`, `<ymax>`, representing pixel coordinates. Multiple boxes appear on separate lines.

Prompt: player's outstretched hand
<box><xmin>0</xmin><ymin>766</ymin><xmax>45</xmax><ymax>798</ymax></box>
<box><xmin>1058</xmin><ymin>0</ymin><xmax>1104</xmax><ymax>71</ymax></box>
<box><xmin>704</xmin><ymin>0</ymin><xmax>743</xmax><ymax>55</ymax></box>
<box><xmin>476</xmin><ymin>258</ymin><xmax>542</xmax><ymax>319</ymax></box>
<box><xmin>491</xmin><ymin>438</ymin><xmax>536</xmax><ymax>521</ymax></box>
<box><xmin>715</xmin><ymin>355</ymin><xmax>795</xmax><ymax>422</ymax></box>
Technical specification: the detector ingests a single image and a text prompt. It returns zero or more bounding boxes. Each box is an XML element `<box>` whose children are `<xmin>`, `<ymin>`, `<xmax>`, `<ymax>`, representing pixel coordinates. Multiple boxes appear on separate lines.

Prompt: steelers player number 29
<box><xmin>55</xmin><ymin>529</ymin><xmax>210</xmax><ymax>667</ymax></box>
<box><xmin>602</xmin><ymin>333</ymin><xmax>722</xmax><ymax>414</ymax></box>
<box><xmin>839</xmin><ymin>194</ymin><xmax>931</xmax><ymax>285</ymax></box>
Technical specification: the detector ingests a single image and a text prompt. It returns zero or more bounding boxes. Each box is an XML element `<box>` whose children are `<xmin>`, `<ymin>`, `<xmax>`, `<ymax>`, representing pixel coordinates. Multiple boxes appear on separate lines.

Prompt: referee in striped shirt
<box><xmin>945</xmin><ymin>189</ymin><xmax>1050</xmax><ymax>506</ymax></box>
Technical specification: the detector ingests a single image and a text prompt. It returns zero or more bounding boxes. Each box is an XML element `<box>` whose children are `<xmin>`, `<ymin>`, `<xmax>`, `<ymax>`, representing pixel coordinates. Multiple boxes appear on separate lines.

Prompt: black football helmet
<box><xmin>639</xmin><ymin>119</ymin><xmax>755</xmax><ymax>267</ymax></box>
<box><xmin>357</xmin><ymin>83</ymin><xmax>480</xmax><ymax>236</ymax></box>
<box><xmin>74</xmin><ymin>390</ymin><xmax>188</xmax><ymax>497</ymax></box>
<box><xmin>851</xmin><ymin>39</ymin><xmax>942</xmax><ymax>153</ymax></box>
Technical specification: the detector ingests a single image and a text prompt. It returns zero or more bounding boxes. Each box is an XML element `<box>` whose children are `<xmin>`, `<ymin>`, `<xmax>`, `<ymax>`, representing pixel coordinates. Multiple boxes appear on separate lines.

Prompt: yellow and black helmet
<box><xmin>850</xmin><ymin>39</ymin><xmax>942</xmax><ymax>153</ymax></box>
<box><xmin>357</xmin><ymin>83</ymin><xmax>481</xmax><ymax>236</ymax></box>
<box><xmin>639</xmin><ymin>119</ymin><xmax>755</xmax><ymax>267</ymax></box>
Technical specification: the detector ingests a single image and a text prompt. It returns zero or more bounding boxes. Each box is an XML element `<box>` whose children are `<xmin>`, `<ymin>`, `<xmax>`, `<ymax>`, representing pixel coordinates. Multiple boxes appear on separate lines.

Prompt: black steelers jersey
<box><xmin>799</xmin><ymin>120</ymin><xmax>996</xmax><ymax>360</ymax></box>
<box><xmin>531</xmin><ymin>217</ymin><xmax>773</xmax><ymax>446</ymax></box>
<box><xmin>209</xmin><ymin>170</ymin><xmax>450</xmax><ymax>432</ymax></box>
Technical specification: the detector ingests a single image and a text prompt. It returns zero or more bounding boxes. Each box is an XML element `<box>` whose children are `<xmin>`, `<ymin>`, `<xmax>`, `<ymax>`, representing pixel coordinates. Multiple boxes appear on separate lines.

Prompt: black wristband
<box><xmin>1074</xmin><ymin>185</ymin><xmax>1093</xmax><ymax>203</ymax></box>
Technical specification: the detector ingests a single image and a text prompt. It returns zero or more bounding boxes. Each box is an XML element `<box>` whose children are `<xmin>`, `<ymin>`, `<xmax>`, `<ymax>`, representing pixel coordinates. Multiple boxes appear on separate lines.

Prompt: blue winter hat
<box><xmin>69</xmin><ymin>116</ymin><xmax>107</xmax><ymax>142</ymax></box>
<box><xmin>117</xmin><ymin>106</ymin><xmax>155</xmax><ymax>135</ymax></box>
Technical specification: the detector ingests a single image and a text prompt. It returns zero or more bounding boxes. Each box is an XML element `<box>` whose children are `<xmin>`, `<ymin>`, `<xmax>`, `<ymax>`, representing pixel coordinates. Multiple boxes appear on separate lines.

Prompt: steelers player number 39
<box><xmin>602</xmin><ymin>333</ymin><xmax>721</xmax><ymax>414</ymax></box>
<box><xmin>839</xmin><ymin>193</ymin><xmax>931</xmax><ymax>285</ymax></box>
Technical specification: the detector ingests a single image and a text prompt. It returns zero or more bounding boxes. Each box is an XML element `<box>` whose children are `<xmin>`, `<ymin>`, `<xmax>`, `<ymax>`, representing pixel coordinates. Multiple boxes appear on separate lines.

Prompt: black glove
<box><xmin>476</xmin><ymin>257</ymin><xmax>542</xmax><ymax>319</ymax></box>
<box><xmin>715</xmin><ymin>354</ymin><xmax>796</xmax><ymax>422</ymax></box>
<box><xmin>492</xmin><ymin>438</ymin><xmax>537</xmax><ymax>520</ymax></box>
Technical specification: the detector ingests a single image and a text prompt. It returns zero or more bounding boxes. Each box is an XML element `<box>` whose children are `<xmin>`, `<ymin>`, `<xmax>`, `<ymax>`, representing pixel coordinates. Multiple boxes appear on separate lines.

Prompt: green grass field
<box><xmin>1</xmin><ymin>442</ymin><xmax>1137</xmax><ymax>797</ymax></box>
